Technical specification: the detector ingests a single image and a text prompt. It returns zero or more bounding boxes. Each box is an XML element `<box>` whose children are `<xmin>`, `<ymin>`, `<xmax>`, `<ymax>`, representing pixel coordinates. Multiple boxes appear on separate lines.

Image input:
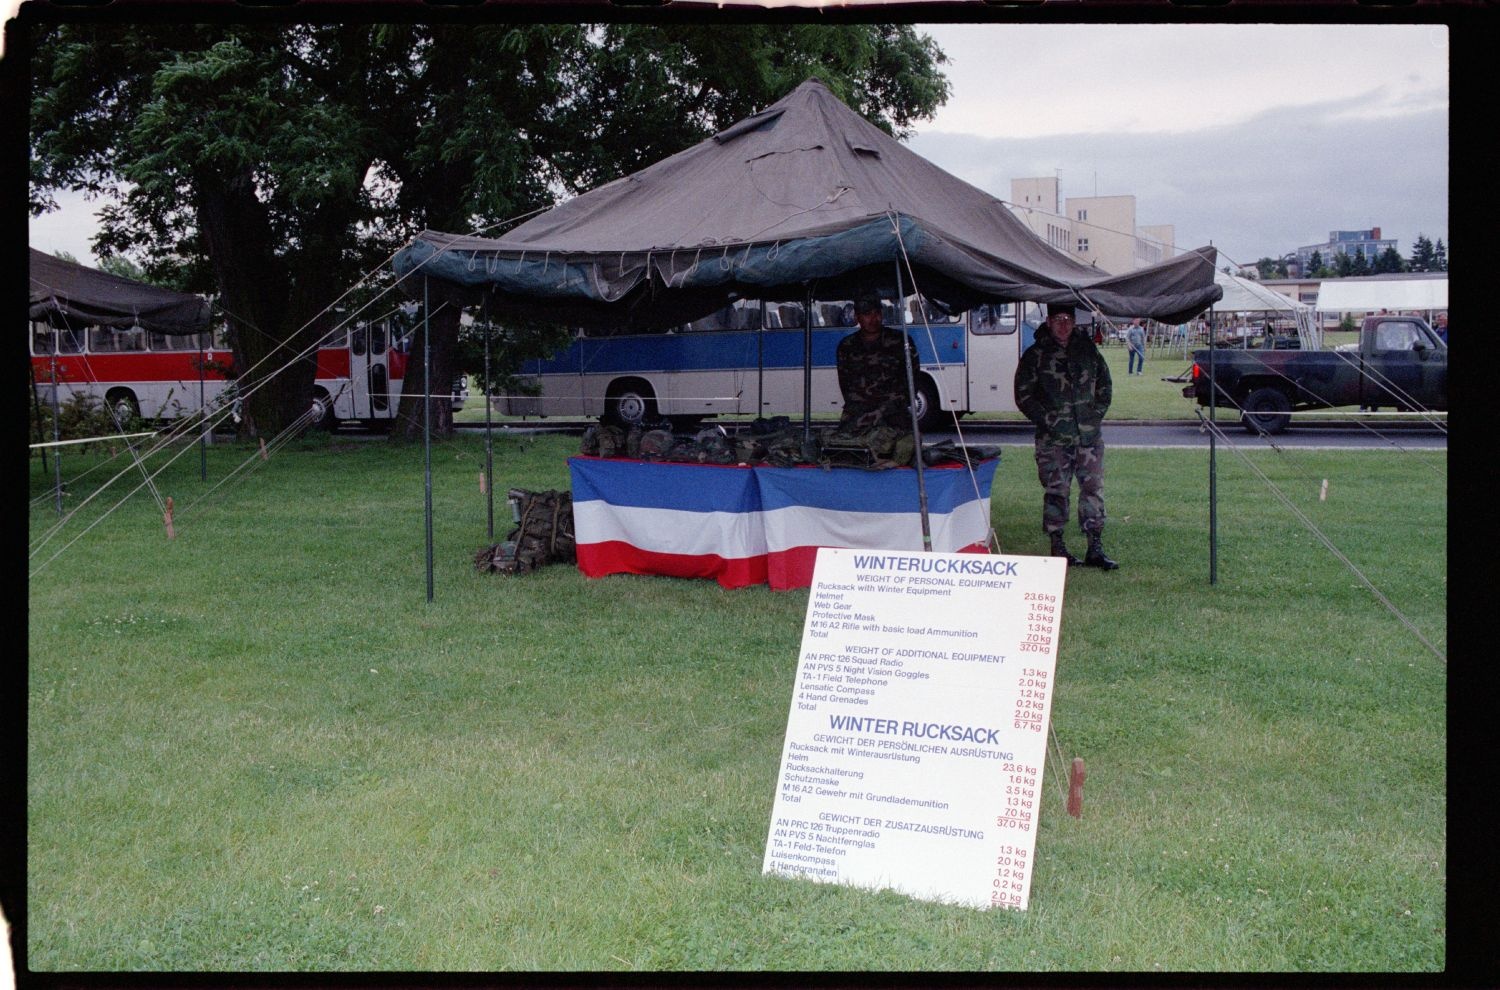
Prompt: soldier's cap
<box><xmin>854</xmin><ymin>292</ymin><xmax>883</xmax><ymax>314</ymax></box>
<box><xmin>1046</xmin><ymin>303</ymin><xmax>1075</xmax><ymax>319</ymax></box>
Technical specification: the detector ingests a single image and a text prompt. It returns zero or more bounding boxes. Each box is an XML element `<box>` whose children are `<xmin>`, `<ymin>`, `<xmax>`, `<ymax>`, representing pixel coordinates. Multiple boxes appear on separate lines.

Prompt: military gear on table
<box><xmin>625</xmin><ymin>424</ymin><xmax>643</xmax><ymax>459</ymax></box>
<box><xmin>822</xmin><ymin>423</ymin><xmax>914</xmax><ymax>469</ymax></box>
<box><xmin>1084</xmin><ymin>530</ymin><xmax>1119</xmax><ymax>570</ymax></box>
<box><xmin>581</xmin><ymin>423</ymin><xmax>626</xmax><ymax>458</ymax></box>
<box><xmin>638</xmin><ymin>428</ymin><xmax>675</xmax><ymax>460</ymax></box>
<box><xmin>475</xmin><ymin>488</ymin><xmax>575</xmax><ymax>575</ymax></box>
<box><xmin>835</xmin><ymin>327</ymin><xmax>920</xmax><ymax>430</ymax></box>
<box><xmin>1034</xmin><ymin>438</ymin><xmax>1106</xmax><ymax>535</ymax></box>
<box><xmin>1048</xmin><ymin>531</ymin><xmax>1082</xmax><ymax>567</ymax></box>
<box><xmin>922</xmin><ymin>440</ymin><xmax>1002</xmax><ymax>467</ymax></box>
<box><xmin>750</xmin><ymin>415</ymin><xmax>791</xmax><ymax>436</ymax></box>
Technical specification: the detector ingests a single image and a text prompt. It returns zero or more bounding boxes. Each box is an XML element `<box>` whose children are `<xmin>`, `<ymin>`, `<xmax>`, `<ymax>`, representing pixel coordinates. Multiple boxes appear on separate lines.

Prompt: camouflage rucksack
<box><xmin>638</xmin><ymin>429</ymin><xmax>675</xmax><ymax>460</ymax></box>
<box><xmin>474</xmin><ymin>488</ymin><xmax>576</xmax><ymax>575</ymax></box>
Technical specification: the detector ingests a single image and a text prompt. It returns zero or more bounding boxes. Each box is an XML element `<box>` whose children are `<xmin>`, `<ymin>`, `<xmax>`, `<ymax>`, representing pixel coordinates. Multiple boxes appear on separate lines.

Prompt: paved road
<box><xmin>452</xmin><ymin>419</ymin><xmax>1447</xmax><ymax>451</ymax></box>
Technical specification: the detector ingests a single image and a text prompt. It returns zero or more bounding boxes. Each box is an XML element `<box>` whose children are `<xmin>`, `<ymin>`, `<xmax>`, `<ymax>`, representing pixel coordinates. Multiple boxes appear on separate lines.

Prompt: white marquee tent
<box><xmin>1315</xmin><ymin>276</ymin><xmax>1448</xmax><ymax>313</ymax></box>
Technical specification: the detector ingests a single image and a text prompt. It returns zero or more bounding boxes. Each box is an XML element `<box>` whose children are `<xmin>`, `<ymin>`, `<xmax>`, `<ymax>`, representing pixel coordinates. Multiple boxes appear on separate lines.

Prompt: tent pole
<box><xmin>894</xmin><ymin>261</ymin><xmax>932</xmax><ymax>551</ymax></box>
<box><xmin>198</xmin><ymin>334</ymin><xmax>207</xmax><ymax>482</ymax></box>
<box><xmin>802</xmin><ymin>285</ymin><xmax>813</xmax><ymax>444</ymax></box>
<box><xmin>483</xmin><ymin>294</ymin><xmax>494</xmax><ymax>541</ymax></box>
<box><xmin>1207</xmin><ymin>302</ymin><xmax>1217</xmax><ymax>586</ymax></box>
<box><xmin>423</xmin><ymin>276</ymin><xmax>435</xmax><ymax>603</ymax></box>
<box><xmin>50</xmin><ymin>353</ymin><xmax>63</xmax><ymax>515</ymax></box>
<box><xmin>757</xmin><ymin>299</ymin><xmax>766</xmax><ymax>422</ymax></box>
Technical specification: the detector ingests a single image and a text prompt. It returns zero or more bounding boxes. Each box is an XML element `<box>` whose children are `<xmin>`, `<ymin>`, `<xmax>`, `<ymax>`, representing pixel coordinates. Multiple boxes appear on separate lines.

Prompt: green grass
<box><xmin>28</xmin><ymin>433</ymin><xmax>1446</xmax><ymax>971</ymax></box>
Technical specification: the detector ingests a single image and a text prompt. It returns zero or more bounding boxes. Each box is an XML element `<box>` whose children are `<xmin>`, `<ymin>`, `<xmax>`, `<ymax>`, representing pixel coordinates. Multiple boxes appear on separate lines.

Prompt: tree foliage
<box><xmin>30</xmin><ymin>23</ymin><xmax>950</xmax><ymax>437</ymax></box>
<box><xmin>1408</xmin><ymin>234</ymin><xmax>1436</xmax><ymax>273</ymax></box>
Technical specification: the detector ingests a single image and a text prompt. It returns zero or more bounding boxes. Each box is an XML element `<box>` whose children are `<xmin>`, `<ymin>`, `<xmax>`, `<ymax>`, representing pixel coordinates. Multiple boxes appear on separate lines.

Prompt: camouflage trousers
<box><xmin>1034</xmin><ymin>439</ymin><xmax>1106</xmax><ymax>535</ymax></box>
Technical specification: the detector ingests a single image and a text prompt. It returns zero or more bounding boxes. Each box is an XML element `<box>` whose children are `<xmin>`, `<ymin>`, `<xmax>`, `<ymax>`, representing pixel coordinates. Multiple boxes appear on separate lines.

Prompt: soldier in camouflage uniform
<box><xmin>1014</xmin><ymin>303</ymin><xmax>1119</xmax><ymax>569</ymax></box>
<box><xmin>835</xmin><ymin>292</ymin><xmax>920</xmax><ymax>430</ymax></box>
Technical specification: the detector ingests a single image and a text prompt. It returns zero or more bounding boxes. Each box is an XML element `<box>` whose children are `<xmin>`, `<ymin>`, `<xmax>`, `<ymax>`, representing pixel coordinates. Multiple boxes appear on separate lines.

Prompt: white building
<box><xmin>1007</xmin><ymin>176</ymin><xmax>1176</xmax><ymax>275</ymax></box>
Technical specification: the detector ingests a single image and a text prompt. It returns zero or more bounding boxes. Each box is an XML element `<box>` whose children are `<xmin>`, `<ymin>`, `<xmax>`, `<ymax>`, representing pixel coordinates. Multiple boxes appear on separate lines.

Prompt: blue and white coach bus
<box><xmin>502</xmin><ymin>295</ymin><xmax>1043</xmax><ymax>431</ymax></box>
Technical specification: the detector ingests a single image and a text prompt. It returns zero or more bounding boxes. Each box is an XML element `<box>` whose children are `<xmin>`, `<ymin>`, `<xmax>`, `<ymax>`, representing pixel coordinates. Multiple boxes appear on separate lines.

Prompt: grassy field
<box><xmin>27</xmin><ymin>431</ymin><xmax>1446</xmax><ymax>972</ymax></box>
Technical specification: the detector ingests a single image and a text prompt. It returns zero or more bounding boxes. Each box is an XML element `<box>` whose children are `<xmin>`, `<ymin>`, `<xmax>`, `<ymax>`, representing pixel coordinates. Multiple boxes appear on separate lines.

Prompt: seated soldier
<box><xmin>834</xmin><ymin>291</ymin><xmax>919</xmax><ymax>430</ymax></box>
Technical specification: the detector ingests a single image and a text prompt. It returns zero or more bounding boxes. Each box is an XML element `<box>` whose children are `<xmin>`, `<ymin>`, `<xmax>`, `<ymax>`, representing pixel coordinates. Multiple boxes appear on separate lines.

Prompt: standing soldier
<box><xmin>1014</xmin><ymin>302</ymin><xmax>1118</xmax><ymax>569</ymax></box>
<box><xmin>835</xmin><ymin>291</ymin><xmax>920</xmax><ymax>430</ymax></box>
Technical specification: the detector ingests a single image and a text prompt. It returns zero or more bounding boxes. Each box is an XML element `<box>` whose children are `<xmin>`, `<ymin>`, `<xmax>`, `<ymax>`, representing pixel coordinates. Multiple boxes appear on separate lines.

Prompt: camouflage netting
<box><xmin>474</xmin><ymin>488</ymin><xmax>576</xmax><ymax>575</ymax></box>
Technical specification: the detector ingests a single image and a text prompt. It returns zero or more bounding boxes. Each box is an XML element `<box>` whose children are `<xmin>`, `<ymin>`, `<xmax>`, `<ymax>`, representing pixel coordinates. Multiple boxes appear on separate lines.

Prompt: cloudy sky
<box><xmin>20</xmin><ymin>16</ymin><xmax>1448</xmax><ymax>272</ymax></box>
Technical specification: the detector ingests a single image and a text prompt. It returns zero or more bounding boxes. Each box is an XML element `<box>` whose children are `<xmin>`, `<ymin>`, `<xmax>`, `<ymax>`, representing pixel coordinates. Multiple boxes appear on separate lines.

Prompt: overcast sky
<box><xmin>20</xmin><ymin>17</ymin><xmax>1448</xmax><ymax>272</ymax></box>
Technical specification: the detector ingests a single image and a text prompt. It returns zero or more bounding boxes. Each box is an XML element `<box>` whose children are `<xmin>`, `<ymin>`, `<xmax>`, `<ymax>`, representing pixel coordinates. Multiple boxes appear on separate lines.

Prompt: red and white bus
<box><xmin>28</xmin><ymin>317</ymin><xmax>456</xmax><ymax>429</ymax></box>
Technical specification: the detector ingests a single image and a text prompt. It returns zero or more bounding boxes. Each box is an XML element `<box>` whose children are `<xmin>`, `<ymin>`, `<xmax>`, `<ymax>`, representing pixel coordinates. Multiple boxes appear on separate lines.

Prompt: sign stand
<box><xmin>763</xmin><ymin>547</ymin><xmax>1068</xmax><ymax>911</ymax></box>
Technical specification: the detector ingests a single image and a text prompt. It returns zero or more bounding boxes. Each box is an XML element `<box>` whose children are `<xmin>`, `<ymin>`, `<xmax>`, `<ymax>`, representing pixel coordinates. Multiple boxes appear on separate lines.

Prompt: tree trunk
<box><xmin>195</xmin><ymin>171</ymin><xmax>317</xmax><ymax>438</ymax></box>
<box><xmin>392</xmin><ymin>302</ymin><xmax>459</xmax><ymax>439</ymax></box>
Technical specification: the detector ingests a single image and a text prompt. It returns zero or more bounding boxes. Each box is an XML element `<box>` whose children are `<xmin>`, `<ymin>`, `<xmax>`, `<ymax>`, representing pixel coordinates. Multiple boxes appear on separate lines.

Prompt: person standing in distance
<box><xmin>1125</xmin><ymin>319</ymin><xmax>1147</xmax><ymax>375</ymax></box>
<box><xmin>835</xmin><ymin>291</ymin><xmax>920</xmax><ymax>430</ymax></box>
<box><xmin>1014</xmin><ymin>302</ymin><xmax>1118</xmax><ymax>569</ymax></box>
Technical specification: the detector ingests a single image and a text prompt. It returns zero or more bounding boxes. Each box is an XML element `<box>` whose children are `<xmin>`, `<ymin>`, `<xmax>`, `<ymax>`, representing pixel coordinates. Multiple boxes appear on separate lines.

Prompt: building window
<box><xmin>1077</xmin><ymin>209</ymin><xmax>1087</xmax><ymax>221</ymax></box>
<box><xmin>1077</xmin><ymin>238</ymin><xmax>1089</xmax><ymax>252</ymax></box>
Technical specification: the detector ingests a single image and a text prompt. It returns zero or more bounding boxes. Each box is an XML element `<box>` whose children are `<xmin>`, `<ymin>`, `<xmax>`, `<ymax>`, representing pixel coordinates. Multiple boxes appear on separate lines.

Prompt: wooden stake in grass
<box><xmin>163</xmin><ymin>496</ymin><xmax>175</xmax><ymax>540</ymax></box>
<box><xmin>479</xmin><ymin>471</ymin><xmax>487</xmax><ymax>495</ymax></box>
<box><xmin>1067</xmin><ymin>758</ymin><xmax>1086</xmax><ymax>818</ymax></box>
<box><xmin>259</xmin><ymin>438</ymin><xmax>269</xmax><ymax>462</ymax></box>
<box><xmin>1320</xmin><ymin>479</ymin><xmax>1329</xmax><ymax>502</ymax></box>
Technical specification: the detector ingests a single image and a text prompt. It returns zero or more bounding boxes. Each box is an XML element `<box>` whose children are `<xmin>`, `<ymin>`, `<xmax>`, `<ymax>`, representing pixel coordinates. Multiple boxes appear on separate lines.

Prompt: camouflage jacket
<box><xmin>835</xmin><ymin>328</ymin><xmax>919</xmax><ymax>428</ymax></box>
<box><xmin>1014</xmin><ymin>329</ymin><xmax>1112</xmax><ymax>446</ymax></box>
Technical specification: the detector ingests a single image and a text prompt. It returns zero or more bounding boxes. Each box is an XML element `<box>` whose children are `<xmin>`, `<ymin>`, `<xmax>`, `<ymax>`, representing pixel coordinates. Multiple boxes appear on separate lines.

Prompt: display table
<box><xmin>569</xmin><ymin>456</ymin><xmax>999</xmax><ymax>590</ymax></box>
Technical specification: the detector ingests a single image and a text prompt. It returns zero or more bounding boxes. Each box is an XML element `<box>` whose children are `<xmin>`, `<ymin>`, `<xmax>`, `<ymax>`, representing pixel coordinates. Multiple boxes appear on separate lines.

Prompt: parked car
<box><xmin>1184</xmin><ymin>315</ymin><xmax>1446</xmax><ymax>434</ymax></box>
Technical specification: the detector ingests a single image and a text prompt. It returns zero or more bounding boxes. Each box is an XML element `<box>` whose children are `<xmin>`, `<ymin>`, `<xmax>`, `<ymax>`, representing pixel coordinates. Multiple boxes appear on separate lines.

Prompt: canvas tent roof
<box><xmin>29</xmin><ymin>248</ymin><xmax>211</xmax><ymax>334</ymax></box>
<box><xmin>1315</xmin><ymin>276</ymin><xmax>1447</xmax><ymax>312</ymax></box>
<box><xmin>393</xmin><ymin>79</ymin><xmax>1221</xmax><ymax>329</ymax></box>
<box><xmin>1214</xmin><ymin>270</ymin><xmax>1309</xmax><ymax>313</ymax></box>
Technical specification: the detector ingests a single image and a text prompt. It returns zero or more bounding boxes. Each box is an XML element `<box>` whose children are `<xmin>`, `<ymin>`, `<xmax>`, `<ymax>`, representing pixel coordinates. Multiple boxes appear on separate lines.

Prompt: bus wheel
<box><xmin>606</xmin><ymin>380</ymin><xmax>657</xmax><ymax>427</ymax></box>
<box><xmin>312</xmin><ymin>389</ymin><xmax>338</xmax><ymax>429</ymax></box>
<box><xmin>106</xmin><ymin>390</ymin><xmax>139</xmax><ymax>426</ymax></box>
<box><xmin>912</xmin><ymin>377</ymin><xmax>944</xmax><ymax>432</ymax></box>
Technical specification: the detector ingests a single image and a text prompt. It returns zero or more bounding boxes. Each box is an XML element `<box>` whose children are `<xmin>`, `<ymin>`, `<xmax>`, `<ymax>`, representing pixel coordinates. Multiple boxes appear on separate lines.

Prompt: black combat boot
<box><xmin>1048</xmin><ymin>531</ymin><xmax>1082</xmax><ymax>567</ymax></box>
<box><xmin>1084</xmin><ymin>530</ymin><xmax>1119</xmax><ymax>570</ymax></box>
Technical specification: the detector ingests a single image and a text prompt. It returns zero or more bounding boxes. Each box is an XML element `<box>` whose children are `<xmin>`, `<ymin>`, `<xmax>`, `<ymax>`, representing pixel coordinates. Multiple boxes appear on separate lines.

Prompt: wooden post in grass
<box><xmin>259</xmin><ymin>437</ymin><xmax>268</xmax><ymax>462</ymax></box>
<box><xmin>163</xmin><ymin>496</ymin><xmax>175</xmax><ymax>540</ymax></box>
<box><xmin>1066</xmin><ymin>758</ymin><xmax>1086</xmax><ymax>818</ymax></box>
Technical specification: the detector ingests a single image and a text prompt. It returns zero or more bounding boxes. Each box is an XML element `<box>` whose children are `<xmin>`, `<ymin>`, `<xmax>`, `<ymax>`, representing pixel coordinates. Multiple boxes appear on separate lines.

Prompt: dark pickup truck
<box><xmin>1185</xmin><ymin>315</ymin><xmax>1447</xmax><ymax>433</ymax></box>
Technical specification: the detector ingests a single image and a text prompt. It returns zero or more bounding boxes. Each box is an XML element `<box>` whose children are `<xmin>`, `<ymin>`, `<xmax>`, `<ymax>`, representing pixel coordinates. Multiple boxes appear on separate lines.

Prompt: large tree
<box><xmin>29</xmin><ymin>22</ymin><xmax>950</xmax><ymax>438</ymax></box>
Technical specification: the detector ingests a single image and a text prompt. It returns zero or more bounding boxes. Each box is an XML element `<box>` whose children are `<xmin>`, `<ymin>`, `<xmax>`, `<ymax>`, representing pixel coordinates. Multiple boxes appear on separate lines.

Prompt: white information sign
<box><xmin>762</xmin><ymin>547</ymin><xmax>1068</xmax><ymax>911</ymax></box>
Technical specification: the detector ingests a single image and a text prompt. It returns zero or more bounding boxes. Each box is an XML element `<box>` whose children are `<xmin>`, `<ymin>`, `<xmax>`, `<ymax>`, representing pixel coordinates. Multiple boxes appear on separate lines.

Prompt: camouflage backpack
<box><xmin>581</xmin><ymin>424</ymin><xmax>626</xmax><ymax>458</ymax></box>
<box><xmin>474</xmin><ymin>488</ymin><xmax>576</xmax><ymax>575</ymax></box>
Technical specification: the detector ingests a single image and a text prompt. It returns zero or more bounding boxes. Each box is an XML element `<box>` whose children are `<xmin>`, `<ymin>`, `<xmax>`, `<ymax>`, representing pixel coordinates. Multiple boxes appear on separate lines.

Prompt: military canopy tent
<box><xmin>29</xmin><ymin>248</ymin><xmax>211</xmax><ymax>335</ymax></box>
<box><xmin>393</xmin><ymin>78</ymin><xmax>1222</xmax><ymax>328</ymax></box>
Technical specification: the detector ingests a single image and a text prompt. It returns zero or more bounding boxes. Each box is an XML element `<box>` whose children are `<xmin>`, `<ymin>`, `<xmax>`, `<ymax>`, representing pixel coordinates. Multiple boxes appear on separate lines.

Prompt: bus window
<box><xmin>323</xmin><ymin>324</ymin><xmax>346</xmax><ymax>348</ymax></box>
<box><xmin>683</xmin><ymin>300</ymin><xmax>761</xmax><ymax>332</ymax></box>
<box><xmin>767</xmin><ymin>302</ymin><xmax>806</xmax><ymax>329</ymax></box>
<box><xmin>31</xmin><ymin>323</ymin><xmax>55</xmax><ymax>356</ymax></box>
<box><xmin>369</xmin><ymin>322</ymin><xmax>387</xmax><ymax>353</ymax></box>
<box><xmin>351</xmin><ymin>324</ymin><xmax>367</xmax><ymax>356</ymax></box>
<box><xmin>148</xmin><ymin>330</ymin><xmax>211</xmax><ymax>351</ymax></box>
<box><xmin>814</xmin><ymin>301</ymin><xmax>856</xmax><ymax>328</ymax></box>
<box><xmin>903</xmin><ymin>296</ymin><xmax>960</xmax><ymax>326</ymax></box>
<box><xmin>971</xmin><ymin>303</ymin><xmax>1017</xmax><ymax>336</ymax></box>
<box><xmin>89</xmin><ymin>326</ymin><xmax>145</xmax><ymax>352</ymax></box>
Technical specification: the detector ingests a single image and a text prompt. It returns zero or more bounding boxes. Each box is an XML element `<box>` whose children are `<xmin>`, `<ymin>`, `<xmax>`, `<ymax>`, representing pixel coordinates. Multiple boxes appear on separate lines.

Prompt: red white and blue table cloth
<box><xmin>569</xmin><ymin>456</ymin><xmax>999</xmax><ymax>591</ymax></box>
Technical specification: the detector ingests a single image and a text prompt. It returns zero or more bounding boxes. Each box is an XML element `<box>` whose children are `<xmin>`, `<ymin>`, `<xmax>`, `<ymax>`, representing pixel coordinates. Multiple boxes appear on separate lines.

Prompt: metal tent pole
<box><xmin>802</xmin><ymin>285</ymin><xmax>813</xmax><ymax>444</ymax></box>
<box><xmin>757</xmin><ymin>299</ymin><xmax>766</xmax><ymax>421</ymax></box>
<box><xmin>483</xmin><ymin>294</ymin><xmax>494</xmax><ymax>541</ymax></box>
<box><xmin>50</xmin><ymin>355</ymin><xmax>62</xmax><ymax>515</ymax></box>
<box><xmin>894</xmin><ymin>261</ymin><xmax>931</xmax><ymax>550</ymax></box>
<box><xmin>423</xmin><ymin>277</ymin><xmax>434</xmax><ymax>603</ymax></box>
<box><xmin>198</xmin><ymin>336</ymin><xmax>208</xmax><ymax>482</ymax></box>
<box><xmin>1207</xmin><ymin>303</ymin><xmax>1217</xmax><ymax>585</ymax></box>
